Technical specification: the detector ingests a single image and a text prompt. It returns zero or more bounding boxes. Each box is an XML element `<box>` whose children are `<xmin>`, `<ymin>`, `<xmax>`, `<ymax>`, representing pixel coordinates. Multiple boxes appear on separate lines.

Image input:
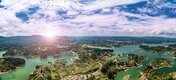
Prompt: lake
<box><xmin>0</xmin><ymin>44</ymin><xmax>176</xmax><ymax>80</ymax></box>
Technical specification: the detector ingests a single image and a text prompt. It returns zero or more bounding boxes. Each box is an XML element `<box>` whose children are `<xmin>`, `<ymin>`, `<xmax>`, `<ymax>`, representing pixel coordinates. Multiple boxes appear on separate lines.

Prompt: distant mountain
<box><xmin>0</xmin><ymin>36</ymin><xmax>176</xmax><ymax>44</ymax></box>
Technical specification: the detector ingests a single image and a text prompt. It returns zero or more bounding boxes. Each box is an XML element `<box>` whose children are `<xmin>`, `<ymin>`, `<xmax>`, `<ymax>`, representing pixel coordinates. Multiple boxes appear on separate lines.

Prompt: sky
<box><xmin>0</xmin><ymin>0</ymin><xmax>176</xmax><ymax>37</ymax></box>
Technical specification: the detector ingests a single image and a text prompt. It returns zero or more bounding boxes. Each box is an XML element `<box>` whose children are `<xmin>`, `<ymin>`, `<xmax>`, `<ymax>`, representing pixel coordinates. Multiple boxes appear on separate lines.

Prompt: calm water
<box><xmin>0</xmin><ymin>52</ymin><xmax>73</xmax><ymax>80</ymax></box>
<box><xmin>0</xmin><ymin>44</ymin><xmax>176</xmax><ymax>80</ymax></box>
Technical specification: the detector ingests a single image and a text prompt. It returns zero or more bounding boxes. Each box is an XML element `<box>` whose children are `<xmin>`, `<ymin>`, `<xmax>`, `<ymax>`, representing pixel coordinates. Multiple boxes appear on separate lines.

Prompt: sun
<box><xmin>42</xmin><ymin>30</ymin><xmax>56</xmax><ymax>39</ymax></box>
<box><xmin>45</xmin><ymin>31</ymin><xmax>55</xmax><ymax>37</ymax></box>
<box><xmin>41</xmin><ymin>26</ymin><xmax>59</xmax><ymax>40</ymax></box>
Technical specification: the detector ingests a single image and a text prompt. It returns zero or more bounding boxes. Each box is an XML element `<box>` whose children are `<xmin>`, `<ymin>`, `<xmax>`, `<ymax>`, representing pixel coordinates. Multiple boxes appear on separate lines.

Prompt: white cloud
<box><xmin>0</xmin><ymin>0</ymin><xmax>176</xmax><ymax>37</ymax></box>
<box><xmin>83</xmin><ymin>0</ymin><xmax>145</xmax><ymax>10</ymax></box>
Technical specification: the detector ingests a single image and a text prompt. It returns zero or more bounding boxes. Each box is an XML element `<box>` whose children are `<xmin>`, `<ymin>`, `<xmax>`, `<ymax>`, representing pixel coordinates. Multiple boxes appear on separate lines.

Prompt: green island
<box><xmin>138</xmin><ymin>58</ymin><xmax>172</xmax><ymax>80</ymax></box>
<box><xmin>139</xmin><ymin>44</ymin><xmax>176</xmax><ymax>58</ymax></box>
<box><xmin>150</xmin><ymin>58</ymin><xmax>172</xmax><ymax>69</ymax></box>
<box><xmin>0</xmin><ymin>58</ymin><xmax>25</xmax><ymax>74</ymax></box>
<box><xmin>139</xmin><ymin>45</ymin><xmax>173</xmax><ymax>53</ymax></box>
<box><xmin>138</xmin><ymin>68</ymin><xmax>176</xmax><ymax>80</ymax></box>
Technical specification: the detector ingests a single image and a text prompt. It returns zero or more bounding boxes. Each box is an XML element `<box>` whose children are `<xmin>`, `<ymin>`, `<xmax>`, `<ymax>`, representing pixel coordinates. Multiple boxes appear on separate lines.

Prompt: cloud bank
<box><xmin>0</xmin><ymin>0</ymin><xmax>176</xmax><ymax>37</ymax></box>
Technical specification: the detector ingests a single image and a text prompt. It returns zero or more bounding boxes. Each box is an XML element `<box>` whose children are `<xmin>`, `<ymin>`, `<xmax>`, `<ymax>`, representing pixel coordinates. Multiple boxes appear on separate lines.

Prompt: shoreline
<box><xmin>123</xmin><ymin>75</ymin><xmax>130</xmax><ymax>80</ymax></box>
<box><xmin>0</xmin><ymin>72</ymin><xmax>8</xmax><ymax>75</ymax></box>
<box><xmin>0</xmin><ymin>67</ymin><xmax>20</xmax><ymax>75</ymax></box>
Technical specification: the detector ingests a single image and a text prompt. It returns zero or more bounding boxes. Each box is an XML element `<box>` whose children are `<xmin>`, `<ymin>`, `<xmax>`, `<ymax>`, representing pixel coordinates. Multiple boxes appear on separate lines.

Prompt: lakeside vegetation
<box><xmin>173</xmin><ymin>52</ymin><xmax>176</xmax><ymax>58</ymax></box>
<box><xmin>0</xmin><ymin>58</ymin><xmax>25</xmax><ymax>74</ymax></box>
<box><xmin>27</xmin><ymin>44</ymin><xmax>147</xmax><ymax>80</ymax></box>
<box><xmin>138</xmin><ymin>71</ymin><xmax>176</xmax><ymax>80</ymax></box>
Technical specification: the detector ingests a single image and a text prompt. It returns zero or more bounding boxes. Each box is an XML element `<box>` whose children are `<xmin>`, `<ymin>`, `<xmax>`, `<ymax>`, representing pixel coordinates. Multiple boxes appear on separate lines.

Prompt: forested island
<box><xmin>0</xmin><ymin>58</ymin><xmax>25</xmax><ymax>74</ymax></box>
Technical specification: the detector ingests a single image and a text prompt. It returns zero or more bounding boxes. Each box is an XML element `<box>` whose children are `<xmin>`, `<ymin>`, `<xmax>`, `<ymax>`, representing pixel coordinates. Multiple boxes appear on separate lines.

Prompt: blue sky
<box><xmin>0</xmin><ymin>0</ymin><xmax>176</xmax><ymax>37</ymax></box>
